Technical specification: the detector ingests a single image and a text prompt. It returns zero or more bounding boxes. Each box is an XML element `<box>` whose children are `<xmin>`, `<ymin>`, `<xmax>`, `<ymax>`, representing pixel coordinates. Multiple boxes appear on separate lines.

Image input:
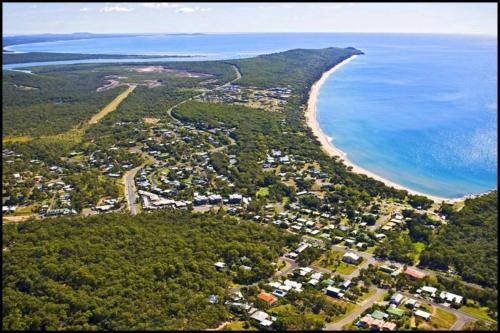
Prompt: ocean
<box><xmin>4</xmin><ymin>33</ymin><xmax>497</xmax><ymax>198</ymax></box>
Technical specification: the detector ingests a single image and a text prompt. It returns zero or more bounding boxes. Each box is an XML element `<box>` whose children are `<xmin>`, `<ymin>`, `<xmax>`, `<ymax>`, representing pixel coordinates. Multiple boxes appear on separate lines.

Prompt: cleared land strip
<box><xmin>88</xmin><ymin>85</ymin><xmax>136</xmax><ymax>124</ymax></box>
<box><xmin>3</xmin><ymin>85</ymin><xmax>136</xmax><ymax>145</ymax></box>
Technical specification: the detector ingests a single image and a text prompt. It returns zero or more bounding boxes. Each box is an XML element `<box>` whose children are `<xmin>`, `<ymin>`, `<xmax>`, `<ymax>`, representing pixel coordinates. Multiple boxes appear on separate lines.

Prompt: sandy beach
<box><xmin>305</xmin><ymin>55</ymin><xmax>461</xmax><ymax>203</ymax></box>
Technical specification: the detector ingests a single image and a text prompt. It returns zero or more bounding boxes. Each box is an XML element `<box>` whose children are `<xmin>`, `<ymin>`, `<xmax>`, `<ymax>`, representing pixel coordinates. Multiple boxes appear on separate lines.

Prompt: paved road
<box><xmin>399</xmin><ymin>291</ymin><xmax>477</xmax><ymax>329</ymax></box>
<box><xmin>324</xmin><ymin>287</ymin><xmax>386</xmax><ymax>330</ymax></box>
<box><xmin>123</xmin><ymin>165</ymin><xmax>142</xmax><ymax>216</ymax></box>
<box><xmin>368</xmin><ymin>212</ymin><xmax>392</xmax><ymax>232</ymax></box>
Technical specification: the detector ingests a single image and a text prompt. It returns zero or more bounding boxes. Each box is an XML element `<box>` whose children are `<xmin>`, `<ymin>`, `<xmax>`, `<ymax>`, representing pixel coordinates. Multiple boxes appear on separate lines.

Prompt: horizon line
<box><xmin>3</xmin><ymin>31</ymin><xmax>497</xmax><ymax>38</ymax></box>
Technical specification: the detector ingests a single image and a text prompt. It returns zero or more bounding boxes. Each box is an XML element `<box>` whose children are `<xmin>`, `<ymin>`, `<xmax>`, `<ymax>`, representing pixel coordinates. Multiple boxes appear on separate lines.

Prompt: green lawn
<box><xmin>364</xmin><ymin>246</ymin><xmax>376</xmax><ymax>254</ymax></box>
<box><xmin>256</xmin><ymin>187</ymin><xmax>269</xmax><ymax>198</ymax></box>
<box><xmin>313</xmin><ymin>250</ymin><xmax>344</xmax><ymax>270</ymax></box>
<box><xmin>12</xmin><ymin>205</ymin><xmax>34</xmax><ymax>216</ymax></box>
<box><xmin>413</xmin><ymin>242</ymin><xmax>426</xmax><ymax>261</ymax></box>
<box><xmin>335</xmin><ymin>261</ymin><xmax>361</xmax><ymax>275</ymax></box>
<box><xmin>224</xmin><ymin>320</ymin><xmax>256</xmax><ymax>331</ymax></box>
<box><xmin>460</xmin><ymin>305</ymin><xmax>497</xmax><ymax>323</ymax></box>
<box><xmin>325</xmin><ymin>297</ymin><xmax>358</xmax><ymax>322</ymax></box>
<box><xmin>358</xmin><ymin>287</ymin><xmax>377</xmax><ymax>302</ymax></box>
<box><xmin>430</xmin><ymin>308</ymin><xmax>457</xmax><ymax>329</ymax></box>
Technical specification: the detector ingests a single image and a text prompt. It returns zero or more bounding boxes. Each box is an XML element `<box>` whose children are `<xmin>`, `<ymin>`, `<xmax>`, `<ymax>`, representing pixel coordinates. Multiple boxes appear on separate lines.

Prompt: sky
<box><xmin>3</xmin><ymin>2</ymin><xmax>498</xmax><ymax>36</ymax></box>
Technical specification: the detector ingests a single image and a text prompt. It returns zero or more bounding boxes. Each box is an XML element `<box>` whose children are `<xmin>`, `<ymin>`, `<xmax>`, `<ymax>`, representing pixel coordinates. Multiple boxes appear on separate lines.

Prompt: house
<box><xmin>356</xmin><ymin>242</ymin><xmax>366</xmax><ymax>250</ymax></box>
<box><xmin>257</xmin><ymin>292</ymin><xmax>278</xmax><ymax>306</ymax></box>
<box><xmin>283</xmin><ymin>279</ymin><xmax>302</xmax><ymax>292</ymax></box>
<box><xmin>340</xmin><ymin>280</ymin><xmax>351</xmax><ymax>289</ymax></box>
<box><xmin>439</xmin><ymin>291</ymin><xmax>463</xmax><ymax>305</ymax></box>
<box><xmin>387</xmin><ymin>305</ymin><xmax>405</xmax><ymax>317</ymax></box>
<box><xmin>193</xmin><ymin>195</ymin><xmax>208</xmax><ymax>205</ymax></box>
<box><xmin>229</xmin><ymin>193</ymin><xmax>243</xmax><ymax>204</ymax></box>
<box><xmin>404</xmin><ymin>267</ymin><xmax>426</xmax><ymax>279</ymax></box>
<box><xmin>250</xmin><ymin>310</ymin><xmax>272</xmax><ymax>328</ymax></box>
<box><xmin>326</xmin><ymin>286</ymin><xmax>343</xmax><ymax>298</ymax></box>
<box><xmin>390</xmin><ymin>293</ymin><xmax>404</xmax><ymax>305</ymax></box>
<box><xmin>359</xmin><ymin>316</ymin><xmax>397</xmax><ymax>331</ymax></box>
<box><xmin>208</xmin><ymin>295</ymin><xmax>219</xmax><ymax>304</ymax></box>
<box><xmin>321</xmin><ymin>279</ymin><xmax>335</xmax><ymax>287</ymax></box>
<box><xmin>414</xmin><ymin>309</ymin><xmax>431</xmax><ymax>320</ymax></box>
<box><xmin>405</xmin><ymin>299</ymin><xmax>419</xmax><ymax>309</ymax></box>
<box><xmin>272</xmin><ymin>289</ymin><xmax>287</xmax><ymax>298</ymax></box>
<box><xmin>95</xmin><ymin>204</ymin><xmax>114</xmax><ymax>212</ymax></box>
<box><xmin>214</xmin><ymin>262</ymin><xmax>226</xmax><ymax>270</ymax></box>
<box><xmin>295</xmin><ymin>243</ymin><xmax>309</xmax><ymax>253</ymax></box>
<box><xmin>345</xmin><ymin>238</ymin><xmax>355</xmax><ymax>247</ymax></box>
<box><xmin>371</xmin><ymin>310</ymin><xmax>389</xmax><ymax>320</ymax></box>
<box><xmin>342</xmin><ymin>252</ymin><xmax>361</xmax><ymax>264</ymax></box>
<box><xmin>208</xmin><ymin>194</ymin><xmax>222</xmax><ymax>204</ymax></box>
<box><xmin>420</xmin><ymin>286</ymin><xmax>437</xmax><ymax>297</ymax></box>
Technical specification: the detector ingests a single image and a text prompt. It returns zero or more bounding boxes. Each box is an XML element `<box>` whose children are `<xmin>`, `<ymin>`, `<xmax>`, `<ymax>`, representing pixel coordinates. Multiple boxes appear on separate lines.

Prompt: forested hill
<box><xmin>419</xmin><ymin>191</ymin><xmax>498</xmax><ymax>288</ymax></box>
<box><xmin>2</xmin><ymin>211</ymin><xmax>298</xmax><ymax>330</ymax></box>
<box><xmin>228</xmin><ymin>47</ymin><xmax>363</xmax><ymax>98</ymax></box>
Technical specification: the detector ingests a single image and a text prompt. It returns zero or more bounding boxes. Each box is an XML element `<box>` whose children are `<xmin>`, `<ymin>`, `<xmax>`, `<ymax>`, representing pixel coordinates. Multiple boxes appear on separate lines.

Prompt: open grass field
<box><xmin>430</xmin><ymin>308</ymin><xmax>457</xmax><ymax>329</ymax></box>
<box><xmin>2</xmin><ymin>135</ymin><xmax>33</xmax><ymax>144</ymax></box>
<box><xmin>460</xmin><ymin>305</ymin><xmax>497</xmax><ymax>323</ymax></box>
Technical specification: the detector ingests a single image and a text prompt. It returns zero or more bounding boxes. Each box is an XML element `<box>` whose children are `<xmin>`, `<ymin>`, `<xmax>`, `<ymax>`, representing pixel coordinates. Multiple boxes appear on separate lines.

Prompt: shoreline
<box><xmin>305</xmin><ymin>54</ymin><xmax>475</xmax><ymax>204</ymax></box>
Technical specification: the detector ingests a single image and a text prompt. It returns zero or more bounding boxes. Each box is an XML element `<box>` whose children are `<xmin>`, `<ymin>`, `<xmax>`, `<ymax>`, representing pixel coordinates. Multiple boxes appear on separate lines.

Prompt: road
<box><xmin>368</xmin><ymin>212</ymin><xmax>392</xmax><ymax>232</ymax></box>
<box><xmin>324</xmin><ymin>287</ymin><xmax>386</xmax><ymax>330</ymax></box>
<box><xmin>123</xmin><ymin>165</ymin><xmax>143</xmax><ymax>216</ymax></box>
<box><xmin>399</xmin><ymin>291</ymin><xmax>477</xmax><ymax>329</ymax></box>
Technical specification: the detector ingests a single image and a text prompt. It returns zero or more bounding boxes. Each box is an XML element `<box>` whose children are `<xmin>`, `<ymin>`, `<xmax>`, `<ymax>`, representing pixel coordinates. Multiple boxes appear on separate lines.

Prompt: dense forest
<box><xmin>419</xmin><ymin>191</ymin><xmax>498</xmax><ymax>288</ymax></box>
<box><xmin>2</xmin><ymin>70</ymin><xmax>127</xmax><ymax>136</ymax></box>
<box><xmin>2</xmin><ymin>210</ymin><xmax>298</xmax><ymax>330</ymax></box>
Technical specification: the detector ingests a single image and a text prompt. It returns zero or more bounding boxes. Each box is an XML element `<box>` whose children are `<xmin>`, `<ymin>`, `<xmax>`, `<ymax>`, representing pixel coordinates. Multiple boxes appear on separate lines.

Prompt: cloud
<box><xmin>100</xmin><ymin>5</ymin><xmax>132</xmax><ymax>13</ymax></box>
<box><xmin>141</xmin><ymin>3</ymin><xmax>179</xmax><ymax>9</ymax></box>
<box><xmin>79</xmin><ymin>7</ymin><xmax>91</xmax><ymax>12</ymax></box>
<box><xmin>176</xmin><ymin>6</ymin><xmax>212</xmax><ymax>14</ymax></box>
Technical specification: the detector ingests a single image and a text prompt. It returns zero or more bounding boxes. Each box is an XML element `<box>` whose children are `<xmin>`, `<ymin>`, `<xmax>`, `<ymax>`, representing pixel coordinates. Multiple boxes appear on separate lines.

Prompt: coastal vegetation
<box><xmin>2</xmin><ymin>210</ymin><xmax>297</xmax><ymax>330</ymax></box>
<box><xmin>419</xmin><ymin>191</ymin><xmax>498</xmax><ymax>288</ymax></box>
<box><xmin>3</xmin><ymin>46</ymin><xmax>497</xmax><ymax>331</ymax></box>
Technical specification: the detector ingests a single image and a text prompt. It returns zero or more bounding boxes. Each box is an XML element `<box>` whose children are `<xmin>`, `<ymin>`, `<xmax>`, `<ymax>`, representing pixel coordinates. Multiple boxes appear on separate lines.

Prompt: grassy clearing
<box><xmin>336</xmin><ymin>261</ymin><xmax>359</xmax><ymax>275</ymax></box>
<box><xmin>12</xmin><ymin>205</ymin><xmax>34</xmax><ymax>216</ymax></box>
<box><xmin>256</xmin><ymin>187</ymin><xmax>269</xmax><ymax>198</ymax></box>
<box><xmin>429</xmin><ymin>308</ymin><xmax>457</xmax><ymax>329</ymax></box>
<box><xmin>2</xmin><ymin>135</ymin><xmax>32</xmax><ymax>144</ymax></box>
<box><xmin>413</xmin><ymin>242</ymin><xmax>426</xmax><ymax>261</ymax></box>
<box><xmin>358</xmin><ymin>287</ymin><xmax>377</xmax><ymax>302</ymax></box>
<box><xmin>460</xmin><ymin>305</ymin><xmax>496</xmax><ymax>323</ymax></box>
<box><xmin>314</xmin><ymin>250</ymin><xmax>344</xmax><ymax>270</ymax></box>
<box><xmin>326</xmin><ymin>298</ymin><xmax>358</xmax><ymax>322</ymax></box>
<box><xmin>224</xmin><ymin>320</ymin><xmax>256</xmax><ymax>331</ymax></box>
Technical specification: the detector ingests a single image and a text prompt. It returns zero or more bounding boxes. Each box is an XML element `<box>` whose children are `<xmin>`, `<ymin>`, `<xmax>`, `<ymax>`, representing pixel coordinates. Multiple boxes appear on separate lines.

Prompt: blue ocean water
<box><xmin>4</xmin><ymin>33</ymin><xmax>497</xmax><ymax>198</ymax></box>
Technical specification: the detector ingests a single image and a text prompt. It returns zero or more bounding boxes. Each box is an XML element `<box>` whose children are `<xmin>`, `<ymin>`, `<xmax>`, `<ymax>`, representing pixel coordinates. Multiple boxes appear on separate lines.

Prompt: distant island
<box><xmin>2</xmin><ymin>32</ymin><xmax>206</xmax><ymax>54</ymax></box>
<box><xmin>3</xmin><ymin>52</ymin><xmax>199</xmax><ymax>65</ymax></box>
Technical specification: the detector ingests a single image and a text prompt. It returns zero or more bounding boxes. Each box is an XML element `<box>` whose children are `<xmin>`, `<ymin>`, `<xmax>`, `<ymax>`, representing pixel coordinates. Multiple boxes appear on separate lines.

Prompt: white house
<box><xmin>342</xmin><ymin>252</ymin><xmax>361</xmax><ymax>264</ymax></box>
